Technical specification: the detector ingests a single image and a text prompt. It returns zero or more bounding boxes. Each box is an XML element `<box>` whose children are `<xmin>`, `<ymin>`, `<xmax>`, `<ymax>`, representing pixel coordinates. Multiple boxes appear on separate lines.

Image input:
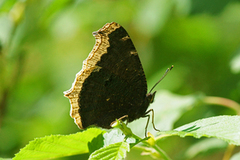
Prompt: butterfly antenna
<box><xmin>148</xmin><ymin>65</ymin><xmax>174</xmax><ymax>94</ymax></box>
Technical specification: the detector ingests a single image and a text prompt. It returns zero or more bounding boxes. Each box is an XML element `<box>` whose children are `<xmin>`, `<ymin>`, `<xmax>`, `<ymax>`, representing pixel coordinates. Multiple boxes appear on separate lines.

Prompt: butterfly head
<box><xmin>146</xmin><ymin>91</ymin><xmax>156</xmax><ymax>104</ymax></box>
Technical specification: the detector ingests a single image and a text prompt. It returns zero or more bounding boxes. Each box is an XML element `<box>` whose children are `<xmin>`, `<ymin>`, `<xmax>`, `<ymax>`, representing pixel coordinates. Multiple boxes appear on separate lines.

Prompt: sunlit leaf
<box><xmin>89</xmin><ymin>142</ymin><xmax>130</xmax><ymax>160</ymax></box>
<box><xmin>230</xmin><ymin>151</ymin><xmax>240</xmax><ymax>160</ymax></box>
<box><xmin>13</xmin><ymin>128</ymin><xmax>104</xmax><ymax>160</ymax></box>
<box><xmin>161</xmin><ymin>116</ymin><xmax>240</xmax><ymax>145</ymax></box>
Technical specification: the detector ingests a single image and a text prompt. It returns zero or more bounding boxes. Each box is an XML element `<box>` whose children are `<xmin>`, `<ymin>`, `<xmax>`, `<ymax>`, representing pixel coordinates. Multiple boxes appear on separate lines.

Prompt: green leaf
<box><xmin>161</xmin><ymin>115</ymin><xmax>240</xmax><ymax>145</ymax></box>
<box><xmin>103</xmin><ymin>129</ymin><xmax>125</xmax><ymax>147</ymax></box>
<box><xmin>103</xmin><ymin>129</ymin><xmax>142</xmax><ymax>148</ymax></box>
<box><xmin>89</xmin><ymin>141</ymin><xmax>130</xmax><ymax>160</ymax></box>
<box><xmin>230</xmin><ymin>151</ymin><xmax>240</xmax><ymax>160</ymax></box>
<box><xmin>88</xmin><ymin>133</ymin><xmax>104</xmax><ymax>155</ymax></box>
<box><xmin>13</xmin><ymin>128</ymin><xmax>104</xmax><ymax>160</ymax></box>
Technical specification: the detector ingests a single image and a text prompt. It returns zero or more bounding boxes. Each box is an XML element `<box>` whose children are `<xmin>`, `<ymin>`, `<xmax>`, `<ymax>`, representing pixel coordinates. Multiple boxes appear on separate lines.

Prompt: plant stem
<box><xmin>222</xmin><ymin>144</ymin><xmax>235</xmax><ymax>160</ymax></box>
<box><xmin>204</xmin><ymin>96</ymin><xmax>240</xmax><ymax>115</ymax></box>
<box><xmin>152</xmin><ymin>144</ymin><xmax>172</xmax><ymax>160</ymax></box>
<box><xmin>130</xmin><ymin>133</ymin><xmax>172</xmax><ymax>160</ymax></box>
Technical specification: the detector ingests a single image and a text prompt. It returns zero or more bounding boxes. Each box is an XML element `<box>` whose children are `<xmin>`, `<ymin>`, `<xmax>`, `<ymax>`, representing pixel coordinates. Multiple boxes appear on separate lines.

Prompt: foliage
<box><xmin>12</xmin><ymin>116</ymin><xmax>240</xmax><ymax>160</ymax></box>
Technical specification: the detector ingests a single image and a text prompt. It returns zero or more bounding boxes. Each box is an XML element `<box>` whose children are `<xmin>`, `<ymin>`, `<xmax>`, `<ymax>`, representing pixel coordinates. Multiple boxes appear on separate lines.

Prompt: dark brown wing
<box><xmin>64</xmin><ymin>22</ymin><xmax>148</xmax><ymax>129</ymax></box>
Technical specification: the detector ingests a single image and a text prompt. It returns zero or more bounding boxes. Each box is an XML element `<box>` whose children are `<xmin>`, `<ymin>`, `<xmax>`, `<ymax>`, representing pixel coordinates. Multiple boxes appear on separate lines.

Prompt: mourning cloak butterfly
<box><xmin>64</xmin><ymin>22</ymin><xmax>172</xmax><ymax>135</ymax></box>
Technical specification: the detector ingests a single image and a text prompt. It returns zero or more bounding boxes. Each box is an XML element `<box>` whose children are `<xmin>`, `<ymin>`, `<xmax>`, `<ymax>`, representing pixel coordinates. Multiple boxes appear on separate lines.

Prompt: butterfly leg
<box><xmin>143</xmin><ymin>114</ymin><xmax>150</xmax><ymax>137</ymax></box>
<box><xmin>118</xmin><ymin>115</ymin><xmax>129</xmax><ymax>123</ymax></box>
<box><xmin>144</xmin><ymin>109</ymin><xmax>160</xmax><ymax>137</ymax></box>
<box><xmin>110</xmin><ymin>115</ymin><xmax>129</xmax><ymax>127</ymax></box>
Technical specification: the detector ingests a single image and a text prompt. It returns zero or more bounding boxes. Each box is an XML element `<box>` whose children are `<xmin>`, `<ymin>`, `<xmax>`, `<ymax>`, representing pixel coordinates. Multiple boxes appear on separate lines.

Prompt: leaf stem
<box><xmin>222</xmin><ymin>144</ymin><xmax>235</xmax><ymax>160</ymax></box>
<box><xmin>130</xmin><ymin>133</ymin><xmax>172</xmax><ymax>160</ymax></box>
<box><xmin>152</xmin><ymin>144</ymin><xmax>172</xmax><ymax>160</ymax></box>
<box><xmin>203</xmin><ymin>96</ymin><xmax>240</xmax><ymax>115</ymax></box>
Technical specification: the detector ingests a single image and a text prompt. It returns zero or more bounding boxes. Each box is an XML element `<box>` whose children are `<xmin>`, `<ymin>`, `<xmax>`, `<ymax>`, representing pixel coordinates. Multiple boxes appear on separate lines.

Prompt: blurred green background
<box><xmin>1</xmin><ymin>0</ymin><xmax>240</xmax><ymax>159</ymax></box>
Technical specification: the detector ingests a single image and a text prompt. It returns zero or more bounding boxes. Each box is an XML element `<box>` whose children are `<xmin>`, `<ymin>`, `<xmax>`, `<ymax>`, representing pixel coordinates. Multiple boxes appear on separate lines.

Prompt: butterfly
<box><xmin>64</xmin><ymin>22</ymin><xmax>173</xmax><ymax>136</ymax></box>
